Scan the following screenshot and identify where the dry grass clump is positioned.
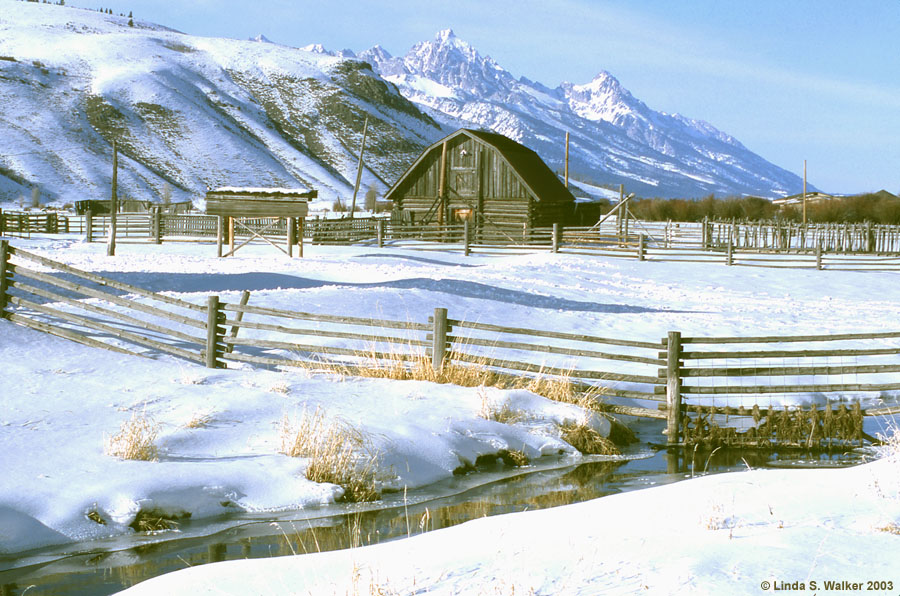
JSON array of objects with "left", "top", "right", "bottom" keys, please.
[
  {"left": 182, "top": 410, "right": 214, "bottom": 429},
  {"left": 105, "top": 411, "right": 160, "bottom": 461},
  {"left": 297, "top": 351, "right": 511, "bottom": 389},
  {"left": 877, "top": 522, "right": 900, "bottom": 535},
  {"left": 281, "top": 409, "right": 381, "bottom": 503},
  {"left": 478, "top": 387, "right": 524, "bottom": 423},
  {"left": 559, "top": 420, "right": 619, "bottom": 456}
]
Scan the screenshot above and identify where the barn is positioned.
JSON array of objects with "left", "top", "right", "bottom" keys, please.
[{"left": 385, "top": 129, "right": 575, "bottom": 231}]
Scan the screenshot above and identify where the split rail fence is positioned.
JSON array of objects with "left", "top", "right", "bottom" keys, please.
[{"left": 1, "top": 240, "right": 898, "bottom": 449}]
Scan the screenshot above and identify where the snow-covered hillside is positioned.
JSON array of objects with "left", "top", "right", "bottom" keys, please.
[
  {"left": 356, "top": 29, "right": 810, "bottom": 199},
  {"left": 0, "top": 0, "right": 440, "bottom": 207}
]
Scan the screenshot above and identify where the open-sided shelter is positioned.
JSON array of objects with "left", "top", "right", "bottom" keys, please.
[{"left": 385, "top": 129, "right": 575, "bottom": 230}]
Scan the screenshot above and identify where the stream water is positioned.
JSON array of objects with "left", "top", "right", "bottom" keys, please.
[{"left": 0, "top": 418, "right": 880, "bottom": 596}]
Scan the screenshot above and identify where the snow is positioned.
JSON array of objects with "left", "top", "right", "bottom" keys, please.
[
  {"left": 2, "top": 235, "right": 899, "bottom": 593},
  {"left": 118, "top": 454, "right": 900, "bottom": 595}
]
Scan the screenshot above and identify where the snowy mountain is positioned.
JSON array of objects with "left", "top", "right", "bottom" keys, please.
[
  {"left": 358, "top": 29, "right": 810, "bottom": 199},
  {"left": 0, "top": 0, "right": 440, "bottom": 207},
  {"left": 0, "top": 3, "right": 807, "bottom": 208}
]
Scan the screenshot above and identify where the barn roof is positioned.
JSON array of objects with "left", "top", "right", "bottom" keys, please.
[{"left": 386, "top": 129, "right": 574, "bottom": 203}]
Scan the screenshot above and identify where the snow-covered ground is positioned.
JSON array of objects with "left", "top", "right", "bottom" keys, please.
[
  {"left": 119, "top": 451, "right": 900, "bottom": 595},
  {"left": 1, "top": 235, "right": 899, "bottom": 594}
]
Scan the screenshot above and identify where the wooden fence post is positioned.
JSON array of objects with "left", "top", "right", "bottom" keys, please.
[
  {"left": 816, "top": 239, "right": 823, "bottom": 270},
  {"left": 638, "top": 234, "right": 646, "bottom": 261},
  {"left": 287, "top": 217, "right": 296, "bottom": 258},
  {"left": 726, "top": 237, "right": 733, "bottom": 266},
  {"left": 216, "top": 216, "right": 224, "bottom": 258},
  {"left": 665, "top": 331, "right": 682, "bottom": 446},
  {"left": 85, "top": 210, "right": 93, "bottom": 243},
  {"left": 152, "top": 208, "right": 162, "bottom": 245},
  {"left": 0, "top": 240, "right": 9, "bottom": 318},
  {"left": 298, "top": 218, "right": 304, "bottom": 258},
  {"left": 225, "top": 290, "right": 250, "bottom": 354},
  {"left": 0, "top": 208, "right": 4, "bottom": 236},
  {"left": 377, "top": 219, "right": 384, "bottom": 249},
  {"left": 205, "top": 295, "right": 224, "bottom": 369},
  {"left": 431, "top": 307, "right": 449, "bottom": 374},
  {"left": 552, "top": 223, "right": 560, "bottom": 254},
  {"left": 463, "top": 220, "right": 470, "bottom": 256}
]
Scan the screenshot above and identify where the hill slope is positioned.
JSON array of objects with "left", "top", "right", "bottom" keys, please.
[{"left": 0, "top": 0, "right": 440, "bottom": 207}]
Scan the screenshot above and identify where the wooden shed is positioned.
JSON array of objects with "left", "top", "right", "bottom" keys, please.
[
  {"left": 205, "top": 187, "right": 317, "bottom": 258},
  {"left": 385, "top": 129, "right": 575, "bottom": 230}
]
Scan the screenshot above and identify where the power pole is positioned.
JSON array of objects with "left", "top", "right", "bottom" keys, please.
[
  {"left": 349, "top": 115, "right": 369, "bottom": 219},
  {"left": 802, "top": 159, "right": 807, "bottom": 226},
  {"left": 107, "top": 139, "right": 118, "bottom": 257},
  {"left": 564, "top": 132, "right": 569, "bottom": 189}
]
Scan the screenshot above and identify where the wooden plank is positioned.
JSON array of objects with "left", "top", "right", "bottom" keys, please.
[
  {"left": 222, "top": 316, "right": 429, "bottom": 347},
  {"left": 597, "top": 403, "right": 668, "bottom": 420},
  {"left": 9, "top": 278, "right": 206, "bottom": 345},
  {"left": 7, "top": 312, "right": 143, "bottom": 357},
  {"left": 448, "top": 352, "right": 661, "bottom": 384},
  {"left": 674, "top": 363, "right": 900, "bottom": 378},
  {"left": 9, "top": 246, "right": 205, "bottom": 313},
  {"left": 9, "top": 264, "right": 206, "bottom": 330},
  {"left": 222, "top": 335, "right": 423, "bottom": 361},
  {"left": 448, "top": 319, "right": 663, "bottom": 350},
  {"left": 668, "top": 381, "right": 900, "bottom": 395},
  {"left": 680, "top": 330, "right": 900, "bottom": 344},
  {"left": 676, "top": 347, "right": 900, "bottom": 360},
  {"left": 8, "top": 296, "right": 204, "bottom": 363},
  {"left": 221, "top": 302, "right": 431, "bottom": 331},
  {"left": 447, "top": 335, "right": 665, "bottom": 365}
]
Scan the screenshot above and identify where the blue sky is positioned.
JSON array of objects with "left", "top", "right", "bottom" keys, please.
[{"left": 79, "top": 0, "right": 899, "bottom": 194}]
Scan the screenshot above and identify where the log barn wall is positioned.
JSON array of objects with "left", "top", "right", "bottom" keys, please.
[{"left": 386, "top": 129, "right": 575, "bottom": 230}]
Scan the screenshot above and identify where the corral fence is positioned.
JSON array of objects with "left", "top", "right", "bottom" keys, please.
[
  {"left": 1, "top": 240, "right": 898, "bottom": 450},
  {"left": 0, "top": 209, "right": 70, "bottom": 238},
  {"left": 8, "top": 210, "right": 900, "bottom": 271}
]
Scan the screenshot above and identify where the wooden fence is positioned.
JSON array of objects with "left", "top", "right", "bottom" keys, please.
[
  {"left": 9, "top": 211, "right": 900, "bottom": 270},
  {"left": 0, "top": 210, "right": 69, "bottom": 237},
  {"left": 1, "top": 240, "right": 898, "bottom": 449}
]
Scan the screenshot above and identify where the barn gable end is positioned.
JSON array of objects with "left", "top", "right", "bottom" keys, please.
[{"left": 385, "top": 129, "right": 574, "bottom": 229}]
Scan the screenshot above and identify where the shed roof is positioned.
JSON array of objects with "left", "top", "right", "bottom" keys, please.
[{"left": 387, "top": 129, "right": 574, "bottom": 203}]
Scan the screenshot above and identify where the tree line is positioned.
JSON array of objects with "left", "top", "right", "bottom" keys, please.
[{"left": 624, "top": 193, "right": 900, "bottom": 224}]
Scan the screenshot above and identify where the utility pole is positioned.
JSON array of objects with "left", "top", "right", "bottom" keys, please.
[
  {"left": 802, "top": 159, "right": 807, "bottom": 226},
  {"left": 349, "top": 115, "right": 369, "bottom": 219},
  {"left": 107, "top": 139, "right": 118, "bottom": 257},
  {"left": 564, "top": 132, "right": 569, "bottom": 188}
]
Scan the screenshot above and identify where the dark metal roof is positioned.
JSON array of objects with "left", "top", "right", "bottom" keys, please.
[{"left": 386, "top": 129, "right": 575, "bottom": 203}]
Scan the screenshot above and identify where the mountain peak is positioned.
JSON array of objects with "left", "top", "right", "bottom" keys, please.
[{"left": 436, "top": 28, "right": 456, "bottom": 42}]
